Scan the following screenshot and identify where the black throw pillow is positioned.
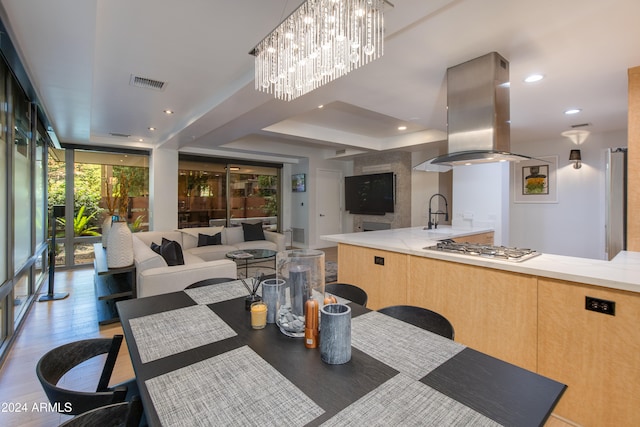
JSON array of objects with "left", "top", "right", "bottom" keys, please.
[
  {"left": 150, "top": 241, "right": 162, "bottom": 254},
  {"left": 197, "top": 232, "right": 222, "bottom": 247},
  {"left": 160, "top": 237, "right": 185, "bottom": 266},
  {"left": 242, "top": 222, "right": 265, "bottom": 242}
]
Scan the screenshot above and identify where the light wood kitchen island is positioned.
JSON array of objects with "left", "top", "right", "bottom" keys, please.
[{"left": 322, "top": 227, "right": 640, "bottom": 427}]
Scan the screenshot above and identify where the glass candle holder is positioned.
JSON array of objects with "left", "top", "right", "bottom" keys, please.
[
  {"left": 275, "top": 249, "right": 325, "bottom": 337},
  {"left": 250, "top": 301, "right": 267, "bottom": 329}
]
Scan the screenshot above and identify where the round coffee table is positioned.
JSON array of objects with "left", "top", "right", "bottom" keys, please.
[{"left": 226, "top": 249, "right": 277, "bottom": 278}]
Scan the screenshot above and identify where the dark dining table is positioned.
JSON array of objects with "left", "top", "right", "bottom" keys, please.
[{"left": 116, "top": 280, "right": 565, "bottom": 427}]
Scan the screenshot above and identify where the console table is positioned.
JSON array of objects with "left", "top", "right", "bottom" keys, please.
[{"left": 93, "top": 243, "right": 136, "bottom": 325}]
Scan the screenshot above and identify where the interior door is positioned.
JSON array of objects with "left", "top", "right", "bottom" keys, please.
[{"left": 316, "top": 169, "right": 343, "bottom": 242}]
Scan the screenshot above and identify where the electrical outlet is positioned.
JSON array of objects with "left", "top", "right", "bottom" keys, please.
[
  {"left": 585, "top": 296, "right": 616, "bottom": 316},
  {"left": 374, "top": 256, "right": 385, "bottom": 266}
]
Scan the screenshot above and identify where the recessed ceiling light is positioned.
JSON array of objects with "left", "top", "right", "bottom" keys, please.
[
  {"left": 564, "top": 108, "right": 582, "bottom": 115},
  {"left": 148, "top": 127, "right": 156, "bottom": 131},
  {"left": 318, "top": 105, "right": 324, "bottom": 109},
  {"left": 524, "top": 74, "right": 544, "bottom": 83},
  {"left": 164, "top": 109, "right": 174, "bottom": 114},
  {"left": 138, "top": 138, "right": 143, "bottom": 142},
  {"left": 397, "top": 126, "right": 407, "bottom": 131}
]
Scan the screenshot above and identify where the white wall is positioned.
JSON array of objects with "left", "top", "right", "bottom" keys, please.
[
  {"left": 306, "top": 154, "right": 353, "bottom": 249},
  {"left": 510, "top": 129, "right": 627, "bottom": 259},
  {"left": 452, "top": 162, "right": 510, "bottom": 245},
  {"left": 149, "top": 148, "right": 179, "bottom": 231},
  {"left": 289, "top": 159, "right": 309, "bottom": 247},
  {"left": 411, "top": 151, "right": 443, "bottom": 227}
]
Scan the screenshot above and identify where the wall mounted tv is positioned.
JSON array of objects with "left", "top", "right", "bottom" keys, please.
[{"left": 345, "top": 172, "right": 395, "bottom": 215}]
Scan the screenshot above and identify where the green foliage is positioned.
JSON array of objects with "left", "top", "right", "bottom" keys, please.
[
  {"left": 57, "top": 206, "right": 100, "bottom": 237},
  {"left": 128, "top": 215, "right": 146, "bottom": 233},
  {"left": 263, "top": 196, "right": 278, "bottom": 216},
  {"left": 114, "top": 165, "right": 148, "bottom": 197},
  {"left": 47, "top": 158, "right": 102, "bottom": 222},
  {"left": 257, "top": 175, "right": 277, "bottom": 196}
]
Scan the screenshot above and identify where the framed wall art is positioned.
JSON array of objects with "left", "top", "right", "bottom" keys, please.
[
  {"left": 513, "top": 156, "right": 558, "bottom": 203},
  {"left": 292, "top": 173, "right": 306, "bottom": 192}
]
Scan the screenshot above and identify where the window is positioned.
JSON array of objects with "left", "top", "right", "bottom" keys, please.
[
  {"left": 12, "top": 272, "right": 29, "bottom": 326},
  {"left": 178, "top": 156, "right": 281, "bottom": 230},
  {"left": 13, "top": 88, "right": 31, "bottom": 271},
  {"left": 47, "top": 148, "right": 66, "bottom": 266},
  {"left": 47, "top": 147, "right": 149, "bottom": 266},
  {"left": 0, "top": 63, "right": 6, "bottom": 284},
  {"left": 35, "top": 123, "right": 47, "bottom": 248}
]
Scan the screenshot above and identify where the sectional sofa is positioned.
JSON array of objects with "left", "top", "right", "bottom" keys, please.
[{"left": 132, "top": 225, "right": 286, "bottom": 298}]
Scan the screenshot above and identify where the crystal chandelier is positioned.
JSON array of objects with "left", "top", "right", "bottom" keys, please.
[{"left": 253, "top": 0, "right": 385, "bottom": 101}]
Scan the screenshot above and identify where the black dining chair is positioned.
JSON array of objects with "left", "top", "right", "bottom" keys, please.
[
  {"left": 377, "top": 305, "right": 455, "bottom": 340},
  {"left": 36, "top": 335, "right": 138, "bottom": 416},
  {"left": 325, "top": 283, "right": 368, "bottom": 307},
  {"left": 185, "top": 277, "right": 236, "bottom": 289},
  {"left": 58, "top": 396, "right": 143, "bottom": 427}
]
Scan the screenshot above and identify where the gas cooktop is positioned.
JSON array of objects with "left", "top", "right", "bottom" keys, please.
[{"left": 424, "top": 241, "right": 541, "bottom": 263}]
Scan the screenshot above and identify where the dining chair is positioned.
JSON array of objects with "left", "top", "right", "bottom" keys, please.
[
  {"left": 58, "top": 396, "right": 143, "bottom": 427},
  {"left": 36, "top": 335, "right": 138, "bottom": 416},
  {"left": 325, "top": 283, "right": 368, "bottom": 307},
  {"left": 185, "top": 277, "right": 236, "bottom": 289},
  {"left": 377, "top": 305, "right": 455, "bottom": 339}
]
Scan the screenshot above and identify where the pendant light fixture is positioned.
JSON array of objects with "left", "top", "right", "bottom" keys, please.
[{"left": 252, "top": 0, "right": 386, "bottom": 101}]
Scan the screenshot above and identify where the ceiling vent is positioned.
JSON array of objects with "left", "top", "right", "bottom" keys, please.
[
  {"left": 109, "top": 132, "right": 131, "bottom": 138},
  {"left": 129, "top": 75, "right": 167, "bottom": 91},
  {"left": 571, "top": 123, "right": 591, "bottom": 128}
]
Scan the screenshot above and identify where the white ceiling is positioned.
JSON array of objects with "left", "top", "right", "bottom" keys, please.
[{"left": 1, "top": 0, "right": 639, "bottom": 163}]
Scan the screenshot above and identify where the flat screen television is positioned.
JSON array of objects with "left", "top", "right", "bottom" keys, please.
[{"left": 345, "top": 172, "right": 395, "bottom": 215}]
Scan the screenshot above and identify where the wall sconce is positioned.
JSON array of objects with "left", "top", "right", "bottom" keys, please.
[{"left": 569, "top": 149, "right": 582, "bottom": 169}]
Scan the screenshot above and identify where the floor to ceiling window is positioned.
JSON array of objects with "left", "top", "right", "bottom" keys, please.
[
  {"left": 12, "top": 86, "right": 31, "bottom": 274},
  {"left": 178, "top": 155, "right": 281, "bottom": 231},
  {"left": 0, "top": 59, "right": 7, "bottom": 350},
  {"left": 0, "top": 49, "right": 51, "bottom": 361},
  {"left": 47, "top": 147, "right": 149, "bottom": 267}
]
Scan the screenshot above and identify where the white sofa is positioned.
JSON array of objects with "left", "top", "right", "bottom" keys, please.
[
  {"left": 132, "top": 226, "right": 286, "bottom": 298},
  {"left": 179, "top": 226, "right": 286, "bottom": 261}
]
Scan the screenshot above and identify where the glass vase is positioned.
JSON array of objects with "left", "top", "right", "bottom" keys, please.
[{"left": 275, "top": 249, "right": 325, "bottom": 337}]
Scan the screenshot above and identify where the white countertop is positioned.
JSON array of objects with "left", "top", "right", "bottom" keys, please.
[{"left": 322, "top": 227, "right": 640, "bottom": 294}]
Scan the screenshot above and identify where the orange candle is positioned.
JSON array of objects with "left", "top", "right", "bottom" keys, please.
[{"left": 250, "top": 302, "right": 267, "bottom": 329}]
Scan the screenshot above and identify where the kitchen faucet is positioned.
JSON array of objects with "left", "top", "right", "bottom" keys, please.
[{"left": 427, "top": 193, "right": 449, "bottom": 229}]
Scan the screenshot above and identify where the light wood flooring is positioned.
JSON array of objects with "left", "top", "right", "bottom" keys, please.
[
  {"left": 0, "top": 267, "right": 135, "bottom": 427},
  {"left": 0, "top": 245, "right": 574, "bottom": 427}
]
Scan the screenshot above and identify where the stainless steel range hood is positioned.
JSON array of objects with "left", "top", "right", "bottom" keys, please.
[{"left": 414, "top": 52, "right": 537, "bottom": 172}]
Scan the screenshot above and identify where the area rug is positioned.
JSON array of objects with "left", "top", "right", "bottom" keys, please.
[{"left": 325, "top": 261, "right": 338, "bottom": 283}]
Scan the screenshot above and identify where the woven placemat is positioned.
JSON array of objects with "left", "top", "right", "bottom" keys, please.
[
  {"left": 351, "top": 311, "right": 465, "bottom": 379},
  {"left": 129, "top": 304, "right": 237, "bottom": 363},
  {"left": 184, "top": 279, "right": 255, "bottom": 305},
  {"left": 146, "top": 345, "right": 324, "bottom": 427},
  {"left": 321, "top": 373, "right": 501, "bottom": 426}
]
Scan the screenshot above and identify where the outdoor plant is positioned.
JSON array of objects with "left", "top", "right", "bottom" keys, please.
[
  {"left": 128, "top": 215, "right": 146, "bottom": 233},
  {"left": 56, "top": 206, "right": 100, "bottom": 237}
]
